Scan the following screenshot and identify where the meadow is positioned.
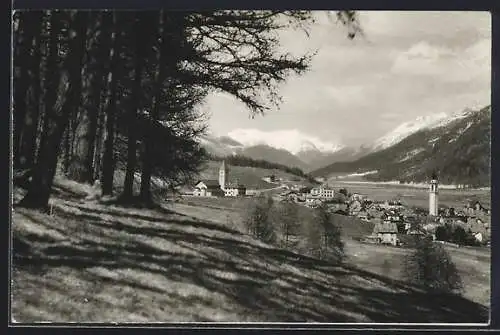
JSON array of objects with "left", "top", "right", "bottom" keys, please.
[
  {"left": 11, "top": 177, "right": 490, "bottom": 322},
  {"left": 172, "top": 195, "right": 491, "bottom": 308}
]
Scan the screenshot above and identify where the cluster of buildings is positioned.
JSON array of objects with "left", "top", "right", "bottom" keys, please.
[
  {"left": 192, "top": 161, "right": 247, "bottom": 197},
  {"left": 185, "top": 164, "right": 491, "bottom": 248},
  {"left": 279, "top": 173, "right": 491, "bottom": 247},
  {"left": 363, "top": 174, "right": 491, "bottom": 247}
]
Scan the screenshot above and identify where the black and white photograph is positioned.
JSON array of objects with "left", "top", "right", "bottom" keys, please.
[{"left": 11, "top": 9, "right": 491, "bottom": 324}]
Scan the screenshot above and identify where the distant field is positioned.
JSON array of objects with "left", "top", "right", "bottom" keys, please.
[{"left": 326, "top": 181, "right": 491, "bottom": 209}]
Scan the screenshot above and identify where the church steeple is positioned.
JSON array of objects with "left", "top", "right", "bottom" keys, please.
[
  {"left": 429, "top": 171, "right": 439, "bottom": 216},
  {"left": 219, "top": 160, "right": 228, "bottom": 190}
]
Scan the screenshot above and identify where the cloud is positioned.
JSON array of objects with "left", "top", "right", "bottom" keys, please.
[
  {"left": 207, "top": 11, "right": 491, "bottom": 147},
  {"left": 391, "top": 38, "right": 490, "bottom": 84}
]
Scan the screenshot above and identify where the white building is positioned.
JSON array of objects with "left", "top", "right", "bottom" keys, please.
[
  {"left": 224, "top": 183, "right": 246, "bottom": 197},
  {"left": 194, "top": 161, "right": 246, "bottom": 197},
  {"left": 429, "top": 173, "right": 439, "bottom": 216},
  {"left": 193, "top": 180, "right": 224, "bottom": 197},
  {"left": 219, "top": 160, "right": 228, "bottom": 190},
  {"left": 310, "top": 186, "right": 335, "bottom": 199}
]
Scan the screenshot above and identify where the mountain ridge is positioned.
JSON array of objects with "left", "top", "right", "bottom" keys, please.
[{"left": 310, "top": 105, "right": 491, "bottom": 187}]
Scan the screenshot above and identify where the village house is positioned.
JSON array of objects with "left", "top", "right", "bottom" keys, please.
[
  {"left": 349, "top": 199, "right": 362, "bottom": 216},
  {"left": 474, "top": 232, "right": 484, "bottom": 243},
  {"left": 193, "top": 180, "right": 224, "bottom": 197},
  {"left": 263, "top": 174, "right": 277, "bottom": 183},
  {"left": 177, "top": 185, "right": 194, "bottom": 196},
  {"left": 351, "top": 193, "right": 364, "bottom": 201},
  {"left": 372, "top": 220, "right": 399, "bottom": 246},
  {"left": 305, "top": 196, "right": 323, "bottom": 208},
  {"left": 224, "top": 183, "right": 247, "bottom": 197},
  {"left": 280, "top": 190, "right": 301, "bottom": 202}
]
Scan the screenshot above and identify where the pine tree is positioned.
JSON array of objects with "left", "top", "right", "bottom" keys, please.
[
  {"left": 244, "top": 195, "right": 277, "bottom": 244},
  {"left": 277, "top": 199, "right": 299, "bottom": 249},
  {"left": 402, "top": 236, "right": 463, "bottom": 293},
  {"left": 314, "top": 204, "right": 345, "bottom": 263}
]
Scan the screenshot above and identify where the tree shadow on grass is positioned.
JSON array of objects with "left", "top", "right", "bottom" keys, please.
[{"left": 11, "top": 204, "right": 489, "bottom": 323}]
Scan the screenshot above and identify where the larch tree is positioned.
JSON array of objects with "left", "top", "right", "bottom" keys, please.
[
  {"left": 67, "top": 11, "right": 113, "bottom": 183},
  {"left": 19, "top": 11, "right": 89, "bottom": 209}
]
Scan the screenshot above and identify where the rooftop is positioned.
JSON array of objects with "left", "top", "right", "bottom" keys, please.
[{"left": 373, "top": 221, "right": 398, "bottom": 234}]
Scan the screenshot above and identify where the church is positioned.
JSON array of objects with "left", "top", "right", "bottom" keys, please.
[{"left": 193, "top": 160, "right": 246, "bottom": 197}]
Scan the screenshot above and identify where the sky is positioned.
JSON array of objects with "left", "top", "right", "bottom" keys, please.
[{"left": 202, "top": 11, "right": 491, "bottom": 147}]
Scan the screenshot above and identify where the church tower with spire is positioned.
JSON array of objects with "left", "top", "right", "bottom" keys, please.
[
  {"left": 429, "top": 171, "right": 439, "bottom": 216},
  {"left": 219, "top": 160, "right": 229, "bottom": 190}
]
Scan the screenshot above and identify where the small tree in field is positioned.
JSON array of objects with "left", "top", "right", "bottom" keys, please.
[
  {"left": 302, "top": 217, "right": 324, "bottom": 259},
  {"left": 402, "top": 236, "right": 463, "bottom": 294},
  {"left": 244, "top": 195, "right": 276, "bottom": 244},
  {"left": 315, "top": 204, "right": 345, "bottom": 263},
  {"left": 277, "top": 199, "right": 300, "bottom": 249},
  {"left": 302, "top": 204, "right": 345, "bottom": 262}
]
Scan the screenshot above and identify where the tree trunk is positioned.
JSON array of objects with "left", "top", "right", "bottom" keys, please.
[
  {"left": 63, "top": 125, "right": 71, "bottom": 173},
  {"left": 101, "top": 13, "right": 120, "bottom": 196},
  {"left": 68, "top": 12, "right": 112, "bottom": 184},
  {"left": 20, "top": 12, "right": 89, "bottom": 209},
  {"left": 13, "top": 12, "right": 38, "bottom": 169},
  {"left": 140, "top": 12, "right": 166, "bottom": 204},
  {"left": 18, "top": 12, "right": 43, "bottom": 169},
  {"left": 122, "top": 14, "right": 147, "bottom": 201},
  {"left": 93, "top": 85, "right": 107, "bottom": 182}
]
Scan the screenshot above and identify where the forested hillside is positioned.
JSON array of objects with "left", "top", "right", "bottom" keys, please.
[{"left": 311, "top": 106, "right": 491, "bottom": 187}]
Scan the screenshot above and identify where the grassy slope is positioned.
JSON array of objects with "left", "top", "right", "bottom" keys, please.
[
  {"left": 11, "top": 179, "right": 489, "bottom": 323},
  {"left": 169, "top": 196, "right": 491, "bottom": 308}
]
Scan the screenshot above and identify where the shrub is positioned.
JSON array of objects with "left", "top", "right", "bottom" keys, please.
[
  {"left": 244, "top": 194, "right": 277, "bottom": 244},
  {"left": 435, "top": 225, "right": 452, "bottom": 241},
  {"left": 402, "top": 236, "right": 463, "bottom": 293},
  {"left": 451, "top": 226, "right": 467, "bottom": 245}
]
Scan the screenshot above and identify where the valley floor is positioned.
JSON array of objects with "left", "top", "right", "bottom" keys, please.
[{"left": 11, "top": 180, "right": 490, "bottom": 323}]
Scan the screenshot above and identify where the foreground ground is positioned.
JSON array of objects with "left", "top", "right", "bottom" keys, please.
[{"left": 11, "top": 180, "right": 489, "bottom": 323}]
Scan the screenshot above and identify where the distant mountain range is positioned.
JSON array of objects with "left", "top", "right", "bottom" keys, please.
[
  {"left": 198, "top": 129, "right": 359, "bottom": 172},
  {"left": 310, "top": 105, "right": 491, "bottom": 187},
  {"left": 197, "top": 105, "right": 491, "bottom": 187}
]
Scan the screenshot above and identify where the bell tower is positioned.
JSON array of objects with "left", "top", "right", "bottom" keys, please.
[
  {"left": 429, "top": 172, "right": 439, "bottom": 216},
  {"left": 219, "top": 160, "right": 228, "bottom": 190}
]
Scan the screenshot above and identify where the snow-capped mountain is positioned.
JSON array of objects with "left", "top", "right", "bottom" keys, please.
[
  {"left": 227, "top": 128, "right": 345, "bottom": 155},
  {"left": 197, "top": 134, "right": 244, "bottom": 157},
  {"left": 311, "top": 105, "right": 491, "bottom": 187},
  {"left": 196, "top": 129, "right": 346, "bottom": 170},
  {"left": 368, "top": 108, "right": 479, "bottom": 152},
  {"left": 369, "top": 112, "right": 448, "bottom": 151}
]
